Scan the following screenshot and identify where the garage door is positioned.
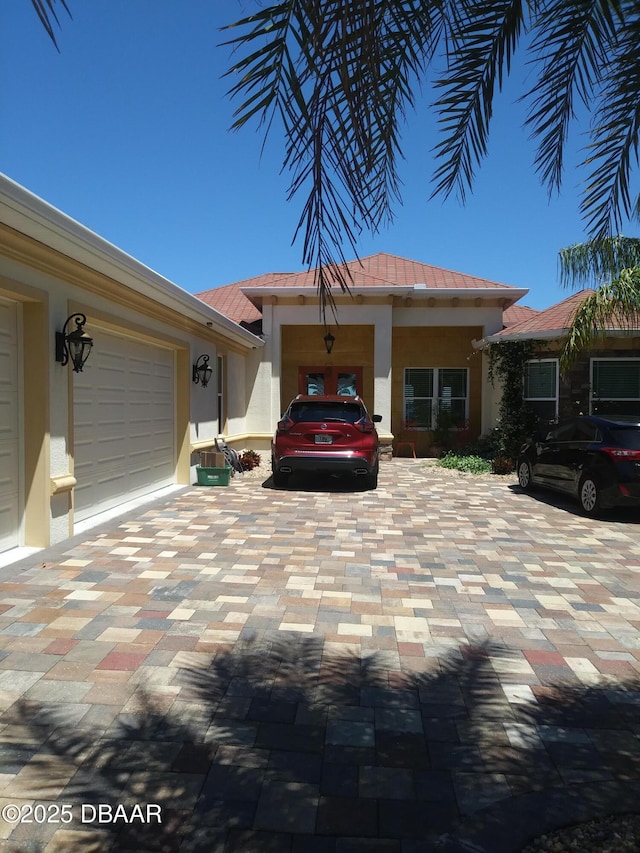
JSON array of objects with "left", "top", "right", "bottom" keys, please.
[
  {"left": 73, "top": 329, "right": 175, "bottom": 523},
  {"left": 0, "top": 298, "right": 19, "bottom": 553}
]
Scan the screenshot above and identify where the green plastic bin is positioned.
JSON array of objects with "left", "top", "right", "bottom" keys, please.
[{"left": 196, "top": 465, "right": 232, "bottom": 486}]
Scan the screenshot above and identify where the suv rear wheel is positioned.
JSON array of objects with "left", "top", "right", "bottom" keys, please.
[
  {"left": 365, "top": 459, "right": 379, "bottom": 490},
  {"left": 272, "top": 456, "right": 289, "bottom": 488}
]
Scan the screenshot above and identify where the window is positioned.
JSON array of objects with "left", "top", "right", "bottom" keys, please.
[
  {"left": 403, "top": 368, "right": 468, "bottom": 429},
  {"left": 546, "top": 419, "right": 600, "bottom": 443},
  {"left": 574, "top": 420, "right": 600, "bottom": 442},
  {"left": 524, "top": 359, "right": 558, "bottom": 422},
  {"left": 305, "top": 372, "right": 325, "bottom": 395},
  {"left": 609, "top": 426, "right": 640, "bottom": 449},
  {"left": 551, "top": 421, "right": 577, "bottom": 442},
  {"left": 592, "top": 359, "right": 640, "bottom": 415},
  {"left": 290, "top": 400, "right": 364, "bottom": 424}
]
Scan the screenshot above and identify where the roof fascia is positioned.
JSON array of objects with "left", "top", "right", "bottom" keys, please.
[
  {"left": 0, "top": 174, "right": 263, "bottom": 350},
  {"left": 242, "top": 284, "right": 529, "bottom": 303},
  {"left": 474, "top": 327, "right": 640, "bottom": 349},
  {"left": 478, "top": 329, "right": 566, "bottom": 346}
]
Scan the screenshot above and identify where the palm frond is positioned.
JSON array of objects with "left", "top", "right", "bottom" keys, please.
[
  {"left": 559, "top": 235, "right": 640, "bottom": 287},
  {"left": 431, "top": 0, "right": 526, "bottom": 203},
  {"left": 561, "top": 266, "right": 640, "bottom": 368},
  {"left": 524, "top": 0, "right": 617, "bottom": 195},
  {"left": 580, "top": 7, "right": 640, "bottom": 238},
  {"left": 223, "top": 0, "right": 439, "bottom": 318},
  {"left": 30, "top": 0, "right": 71, "bottom": 50},
  {"left": 223, "top": 1, "right": 640, "bottom": 290}
]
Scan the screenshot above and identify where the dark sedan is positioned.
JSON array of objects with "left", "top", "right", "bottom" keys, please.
[{"left": 517, "top": 415, "right": 640, "bottom": 516}]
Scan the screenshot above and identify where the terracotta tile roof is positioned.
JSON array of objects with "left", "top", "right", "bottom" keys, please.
[
  {"left": 494, "top": 290, "right": 596, "bottom": 337},
  {"left": 196, "top": 273, "right": 292, "bottom": 324},
  {"left": 197, "top": 252, "right": 522, "bottom": 324},
  {"left": 254, "top": 252, "right": 516, "bottom": 290},
  {"left": 502, "top": 304, "right": 539, "bottom": 327},
  {"left": 342, "top": 252, "right": 516, "bottom": 289}
]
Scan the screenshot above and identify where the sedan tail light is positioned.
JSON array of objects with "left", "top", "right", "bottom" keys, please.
[{"left": 601, "top": 447, "right": 640, "bottom": 461}]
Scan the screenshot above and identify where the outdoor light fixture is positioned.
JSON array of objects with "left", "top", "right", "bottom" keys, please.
[
  {"left": 55, "top": 312, "right": 93, "bottom": 372},
  {"left": 192, "top": 354, "right": 213, "bottom": 387},
  {"left": 324, "top": 331, "right": 335, "bottom": 355}
]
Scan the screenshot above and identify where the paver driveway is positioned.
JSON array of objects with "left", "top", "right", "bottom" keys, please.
[{"left": 1, "top": 459, "right": 639, "bottom": 852}]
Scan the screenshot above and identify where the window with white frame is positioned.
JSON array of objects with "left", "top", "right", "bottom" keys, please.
[
  {"left": 591, "top": 358, "right": 640, "bottom": 415},
  {"left": 403, "top": 368, "right": 468, "bottom": 429},
  {"left": 524, "top": 359, "right": 558, "bottom": 422}
]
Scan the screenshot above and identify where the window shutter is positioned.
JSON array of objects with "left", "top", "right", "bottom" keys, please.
[
  {"left": 525, "top": 362, "right": 556, "bottom": 398},
  {"left": 405, "top": 369, "right": 433, "bottom": 398},
  {"left": 438, "top": 369, "right": 467, "bottom": 398},
  {"left": 593, "top": 361, "right": 640, "bottom": 399}
]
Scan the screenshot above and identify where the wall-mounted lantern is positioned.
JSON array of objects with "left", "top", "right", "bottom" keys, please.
[
  {"left": 55, "top": 313, "right": 93, "bottom": 372},
  {"left": 324, "top": 331, "right": 335, "bottom": 355},
  {"left": 192, "top": 354, "right": 213, "bottom": 387}
]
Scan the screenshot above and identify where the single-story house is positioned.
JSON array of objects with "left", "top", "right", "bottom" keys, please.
[
  {"left": 479, "top": 290, "right": 640, "bottom": 424},
  {"left": 3, "top": 174, "right": 637, "bottom": 564},
  {"left": 196, "top": 254, "right": 529, "bottom": 457}
]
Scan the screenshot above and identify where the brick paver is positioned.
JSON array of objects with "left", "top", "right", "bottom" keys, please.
[{"left": 1, "top": 460, "right": 639, "bottom": 851}]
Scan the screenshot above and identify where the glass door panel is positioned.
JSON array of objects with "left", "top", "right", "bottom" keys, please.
[
  {"left": 299, "top": 366, "right": 362, "bottom": 396},
  {"left": 305, "top": 373, "right": 325, "bottom": 395},
  {"left": 337, "top": 372, "right": 357, "bottom": 396}
]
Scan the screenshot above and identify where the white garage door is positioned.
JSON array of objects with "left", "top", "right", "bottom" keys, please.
[
  {"left": 0, "top": 298, "right": 19, "bottom": 553},
  {"left": 73, "top": 329, "right": 175, "bottom": 523}
]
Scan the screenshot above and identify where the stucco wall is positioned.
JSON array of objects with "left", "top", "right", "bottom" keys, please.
[
  {"left": 392, "top": 326, "right": 483, "bottom": 455},
  {"left": 281, "top": 324, "right": 375, "bottom": 410}
]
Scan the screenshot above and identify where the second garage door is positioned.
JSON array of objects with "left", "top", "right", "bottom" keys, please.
[
  {"left": 0, "top": 297, "right": 19, "bottom": 553},
  {"left": 73, "top": 329, "right": 175, "bottom": 523}
]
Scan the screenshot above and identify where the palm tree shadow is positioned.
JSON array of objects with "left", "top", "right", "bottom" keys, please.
[{"left": 3, "top": 638, "right": 640, "bottom": 851}]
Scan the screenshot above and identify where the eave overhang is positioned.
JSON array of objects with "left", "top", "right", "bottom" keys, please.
[
  {"left": 474, "top": 327, "right": 639, "bottom": 349},
  {"left": 0, "top": 174, "right": 263, "bottom": 351},
  {"left": 241, "top": 284, "right": 529, "bottom": 309}
]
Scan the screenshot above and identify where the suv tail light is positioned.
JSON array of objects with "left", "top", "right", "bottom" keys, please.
[
  {"left": 354, "top": 417, "right": 374, "bottom": 434},
  {"left": 277, "top": 415, "right": 294, "bottom": 432},
  {"left": 602, "top": 447, "right": 640, "bottom": 461}
]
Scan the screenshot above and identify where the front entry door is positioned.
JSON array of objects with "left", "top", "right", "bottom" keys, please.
[{"left": 299, "top": 366, "right": 362, "bottom": 397}]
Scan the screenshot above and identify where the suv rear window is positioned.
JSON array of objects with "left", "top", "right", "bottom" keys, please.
[
  {"left": 609, "top": 427, "right": 640, "bottom": 450},
  {"left": 290, "top": 402, "right": 364, "bottom": 424}
]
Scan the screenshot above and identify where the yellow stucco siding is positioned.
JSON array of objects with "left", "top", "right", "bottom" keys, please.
[
  {"left": 392, "top": 326, "right": 483, "bottom": 454},
  {"left": 280, "top": 325, "right": 375, "bottom": 409}
]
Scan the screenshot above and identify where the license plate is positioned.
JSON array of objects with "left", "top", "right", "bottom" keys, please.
[{"left": 314, "top": 434, "right": 333, "bottom": 444}]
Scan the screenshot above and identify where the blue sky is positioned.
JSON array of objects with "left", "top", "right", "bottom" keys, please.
[{"left": 2, "top": 1, "right": 630, "bottom": 309}]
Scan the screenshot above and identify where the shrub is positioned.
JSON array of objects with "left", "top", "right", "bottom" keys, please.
[
  {"left": 239, "top": 449, "right": 261, "bottom": 471},
  {"left": 453, "top": 430, "right": 504, "bottom": 460},
  {"left": 487, "top": 340, "right": 540, "bottom": 461},
  {"left": 492, "top": 455, "right": 515, "bottom": 475},
  {"left": 437, "top": 453, "right": 492, "bottom": 474}
]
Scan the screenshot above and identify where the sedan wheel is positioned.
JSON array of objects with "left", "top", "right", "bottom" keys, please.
[
  {"left": 517, "top": 460, "right": 533, "bottom": 491},
  {"left": 579, "top": 474, "right": 601, "bottom": 516}
]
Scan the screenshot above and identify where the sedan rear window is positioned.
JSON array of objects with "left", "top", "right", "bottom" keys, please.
[
  {"left": 609, "top": 427, "right": 640, "bottom": 450},
  {"left": 290, "top": 403, "right": 364, "bottom": 424}
]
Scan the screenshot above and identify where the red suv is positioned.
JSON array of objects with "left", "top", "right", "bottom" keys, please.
[{"left": 272, "top": 395, "right": 382, "bottom": 489}]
